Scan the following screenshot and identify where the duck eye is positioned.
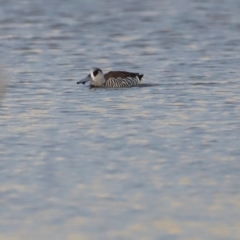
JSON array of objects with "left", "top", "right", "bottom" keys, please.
[{"left": 93, "top": 70, "right": 98, "bottom": 77}]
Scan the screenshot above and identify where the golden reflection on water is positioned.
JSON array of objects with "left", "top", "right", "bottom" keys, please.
[
  {"left": 1, "top": 219, "right": 239, "bottom": 240},
  {"left": 0, "top": 175, "right": 239, "bottom": 240}
]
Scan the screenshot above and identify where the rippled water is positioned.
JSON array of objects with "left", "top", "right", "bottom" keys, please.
[{"left": 1, "top": 0, "right": 240, "bottom": 239}]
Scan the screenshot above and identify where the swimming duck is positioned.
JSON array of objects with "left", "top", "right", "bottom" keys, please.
[{"left": 77, "top": 67, "right": 144, "bottom": 88}]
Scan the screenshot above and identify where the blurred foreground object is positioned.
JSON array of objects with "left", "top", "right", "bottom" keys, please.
[{"left": 0, "top": 66, "right": 6, "bottom": 101}]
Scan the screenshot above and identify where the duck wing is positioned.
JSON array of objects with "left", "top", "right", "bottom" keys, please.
[{"left": 104, "top": 71, "right": 144, "bottom": 81}]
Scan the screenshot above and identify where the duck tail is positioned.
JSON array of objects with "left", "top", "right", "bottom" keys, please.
[{"left": 138, "top": 74, "right": 144, "bottom": 81}]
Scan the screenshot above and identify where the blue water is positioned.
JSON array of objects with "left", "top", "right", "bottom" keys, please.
[{"left": 0, "top": 0, "right": 240, "bottom": 239}]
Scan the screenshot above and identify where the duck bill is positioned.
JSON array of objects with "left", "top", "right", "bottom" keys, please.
[{"left": 77, "top": 76, "right": 90, "bottom": 85}]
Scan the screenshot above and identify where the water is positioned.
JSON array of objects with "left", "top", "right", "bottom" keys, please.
[{"left": 1, "top": 0, "right": 240, "bottom": 239}]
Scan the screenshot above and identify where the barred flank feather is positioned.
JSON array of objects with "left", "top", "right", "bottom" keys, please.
[
  {"left": 102, "top": 72, "right": 143, "bottom": 88},
  {"left": 104, "top": 77, "right": 140, "bottom": 88}
]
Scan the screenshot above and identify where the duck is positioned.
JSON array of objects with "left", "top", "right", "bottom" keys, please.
[{"left": 77, "top": 67, "right": 144, "bottom": 88}]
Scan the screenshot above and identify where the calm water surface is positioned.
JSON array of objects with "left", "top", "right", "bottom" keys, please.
[{"left": 0, "top": 0, "right": 240, "bottom": 239}]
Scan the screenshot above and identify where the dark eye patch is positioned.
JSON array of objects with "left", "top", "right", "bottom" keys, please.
[{"left": 93, "top": 70, "right": 98, "bottom": 77}]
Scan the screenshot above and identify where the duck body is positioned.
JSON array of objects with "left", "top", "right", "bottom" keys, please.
[{"left": 77, "top": 68, "right": 144, "bottom": 88}]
